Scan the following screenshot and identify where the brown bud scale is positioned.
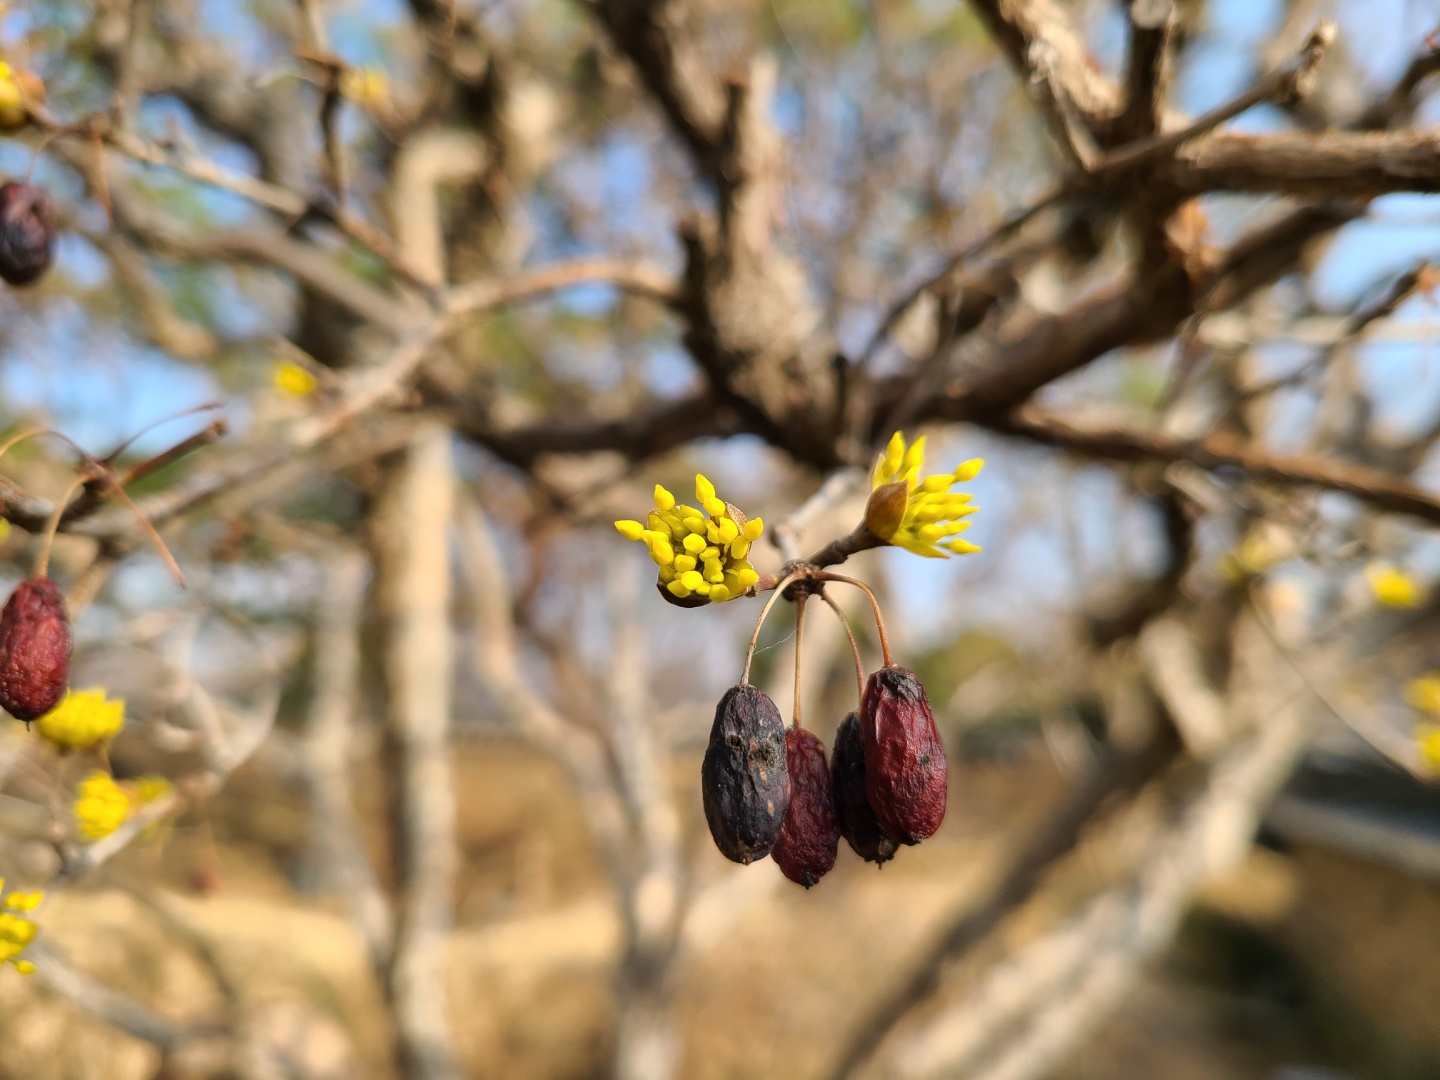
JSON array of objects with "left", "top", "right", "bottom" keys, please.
[
  {"left": 0, "top": 578, "right": 71, "bottom": 721},
  {"left": 0, "top": 182, "right": 55, "bottom": 286},
  {"left": 830, "top": 711, "right": 898, "bottom": 865},
  {"left": 701, "top": 685, "right": 790, "bottom": 864},
  {"left": 771, "top": 726, "right": 840, "bottom": 887},
  {"left": 860, "top": 666, "right": 947, "bottom": 844}
]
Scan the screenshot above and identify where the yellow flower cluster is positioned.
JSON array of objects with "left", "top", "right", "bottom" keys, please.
[
  {"left": 1366, "top": 563, "right": 1424, "bottom": 609},
  {"left": 72, "top": 770, "right": 173, "bottom": 843},
  {"left": 0, "top": 883, "right": 42, "bottom": 974},
  {"left": 616, "top": 476, "right": 763, "bottom": 604},
  {"left": 74, "top": 771, "right": 129, "bottom": 841},
  {"left": 272, "top": 360, "right": 319, "bottom": 398},
  {"left": 1408, "top": 674, "right": 1440, "bottom": 771},
  {"left": 0, "top": 62, "right": 40, "bottom": 130},
  {"left": 36, "top": 689, "right": 125, "bottom": 751},
  {"left": 865, "top": 432, "right": 982, "bottom": 558},
  {"left": 339, "top": 67, "right": 391, "bottom": 111}
]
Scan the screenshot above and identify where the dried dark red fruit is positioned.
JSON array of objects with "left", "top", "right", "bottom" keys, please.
[
  {"left": 0, "top": 181, "right": 55, "bottom": 286},
  {"left": 830, "top": 711, "right": 897, "bottom": 865},
  {"left": 701, "top": 684, "right": 789, "bottom": 864},
  {"left": 859, "top": 666, "right": 947, "bottom": 844},
  {"left": 771, "top": 726, "right": 840, "bottom": 887},
  {"left": 0, "top": 577, "right": 71, "bottom": 721}
]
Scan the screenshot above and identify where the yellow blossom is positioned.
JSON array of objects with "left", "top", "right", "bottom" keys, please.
[
  {"left": 615, "top": 476, "right": 763, "bottom": 604},
  {"left": 339, "top": 67, "right": 390, "bottom": 111},
  {"left": 36, "top": 688, "right": 125, "bottom": 751},
  {"left": 1418, "top": 724, "right": 1440, "bottom": 772},
  {"left": 0, "top": 909, "right": 39, "bottom": 973},
  {"left": 272, "top": 360, "right": 319, "bottom": 398},
  {"left": 73, "top": 770, "right": 129, "bottom": 841},
  {"left": 1407, "top": 675, "right": 1440, "bottom": 716},
  {"left": 132, "top": 774, "right": 174, "bottom": 843},
  {"left": 864, "top": 431, "right": 983, "bottom": 559},
  {"left": 1366, "top": 562, "right": 1423, "bottom": 609},
  {"left": 0, "top": 62, "right": 40, "bottom": 131}
]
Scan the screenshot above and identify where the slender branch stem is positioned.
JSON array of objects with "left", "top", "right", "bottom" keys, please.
[
  {"left": 793, "top": 594, "right": 808, "bottom": 730},
  {"left": 741, "top": 571, "right": 802, "bottom": 686},
  {"left": 816, "top": 572, "right": 892, "bottom": 667},
  {"left": 34, "top": 473, "right": 91, "bottom": 579},
  {"left": 820, "top": 589, "right": 866, "bottom": 705}
]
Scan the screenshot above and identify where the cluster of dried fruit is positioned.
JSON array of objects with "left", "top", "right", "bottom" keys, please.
[{"left": 701, "top": 577, "right": 946, "bottom": 887}]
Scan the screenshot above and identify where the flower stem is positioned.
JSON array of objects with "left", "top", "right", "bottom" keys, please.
[
  {"left": 819, "top": 588, "right": 865, "bottom": 705},
  {"left": 792, "top": 593, "right": 808, "bottom": 730},
  {"left": 816, "top": 572, "right": 892, "bottom": 667},
  {"left": 741, "top": 571, "right": 802, "bottom": 687},
  {"left": 34, "top": 472, "right": 91, "bottom": 579}
]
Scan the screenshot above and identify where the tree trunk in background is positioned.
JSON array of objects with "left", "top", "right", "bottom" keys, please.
[{"left": 370, "top": 422, "right": 460, "bottom": 1080}]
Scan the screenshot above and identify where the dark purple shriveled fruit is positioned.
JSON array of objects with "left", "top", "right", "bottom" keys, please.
[
  {"left": 830, "top": 711, "right": 898, "bottom": 865},
  {"left": 0, "top": 577, "right": 71, "bottom": 721},
  {"left": 771, "top": 726, "right": 841, "bottom": 887},
  {"left": 859, "top": 666, "right": 947, "bottom": 845},
  {"left": 701, "top": 684, "right": 790, "bottom": 864},
  {"left": 0, "top": 181, "right": 55, "bottom": 286}
]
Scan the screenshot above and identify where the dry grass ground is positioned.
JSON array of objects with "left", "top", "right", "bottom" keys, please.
[{"left": 0, "top": 743, "right": 1435, "bottom": 1079}]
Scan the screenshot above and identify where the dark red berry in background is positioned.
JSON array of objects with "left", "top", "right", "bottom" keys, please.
[
  {"left": 860, "top": 666, "right": 947, "bottom": 845},
  {"left": 0, "top": 181, "right": 56, "bottom": 286},
  {"left": 830, "top": 711, "right": 897, "bottom": 865},
  {"left": 0, "top": 577, "right": 71, "bottom": 721},
  {"left": 701, "top": 684, "right": 790, "bottom": 864},
  {"left": 771, "top": 726, "right": 840, "bottom": 887}
]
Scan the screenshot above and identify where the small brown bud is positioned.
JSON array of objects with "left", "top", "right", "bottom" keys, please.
[
  {"left": 860, "top": 666, "right": 947, "bottom": 844},
  {"left": 830, "top": 711, "right": 898, "bottom": 865},
  {"left": 771, "top": 726, "right": 840, "bottom": 887},
  {"left": 0, "top": 182, "right": 55, "bottom": 286},
  {"left": 863, "top": 480, "right": 909, "bottom": 541},
  {"left": 701, "top": 685, "right": 790, "bottom": 864},
  {"left": 0, "top": 578, "right": 71, "bottom": 721}
]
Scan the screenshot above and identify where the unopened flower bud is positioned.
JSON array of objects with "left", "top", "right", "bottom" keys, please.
[
  {"left": 830, "top": 711, "right": 898, "bottom": 865},
  {"left": 0, "top": 182, "right": 56, "bottom": 286},
  {"left": 0, "top": 578, "right": 71, "bottom": 721},
  {"left": 863, "top": 479, "right": 909, "bottom": 542},
  {"left": 771, "top": 726, "right": 840, "bottom": 887},
  {"left": 701, "top": 685, "right": 790, "bottom": 864},
  {"left": 859, "top": 666, "right": 947, "bottom": 844}
]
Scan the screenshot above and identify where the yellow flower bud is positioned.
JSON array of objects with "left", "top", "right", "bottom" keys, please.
[
  {"left": 654, "top": 485, "right": 676, "bottom": 511},
  {"left": 743, "top": 518, "right": 764, "bottom": 541},
  {"left": 682, "top": 533, "right": 706, "bottom": 555}
]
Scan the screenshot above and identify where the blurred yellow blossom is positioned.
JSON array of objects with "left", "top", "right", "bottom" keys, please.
[
  {"left": 73, "top": 770, "right": 129, "bottom": 841},
  {"left": 0, "top": 890, "right": 40, "bottom": 973},
  {"left": 1417, "top": 724, "right": 1440, "bottom": 772},
  {"left": 1219, "top": 524, "right": 1295, "bottom": 582},
  {"left": 37, "top": 688, "right": 124, "bottom": 751},
  {"left": 339, "top": 67, "right": 390, "bottom": 111},
  {"left": 864, "top": 431, "right": 982, "bottom": 559},
  {"left": 1366, "top": 562, "right": 1423, "bottom": 609},
  {"left": 615, "top": 476, "right": 762, "bottom": 604},
  {"left": 1406, "top": 675, "right": 1440, "bottom": 716},
  {"left": 0, "top": 62, "right": 40, "bottom": 130},
  {"left": 272, "top": 360, "right": 319, "bottom": 398},
  {"left": 37, "top": 694, "right": 123, "bottom": 754}
]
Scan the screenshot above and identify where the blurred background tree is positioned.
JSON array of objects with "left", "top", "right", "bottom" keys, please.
[{"left": 0, "top": 0, "right": 1438, "bottom": 1078}]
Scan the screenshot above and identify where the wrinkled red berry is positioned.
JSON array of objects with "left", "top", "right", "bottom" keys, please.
[
  {"left": 771, "top": 726, "right": 840, "bottom": 887},
  {"left": 0, "top": 182, "right": 55, "bottom": 286},
  {"left": 0, "top": 577, "right": 71, "bottom": 721},
  {"left": 860, "top": 666, "right": 947, "bottom": 844},
  {"left": 701, "top": 685, "right": 790, "bottom": 864},
  {"left": 830, "top": 711, "right": 897, "bottom": 865}
]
